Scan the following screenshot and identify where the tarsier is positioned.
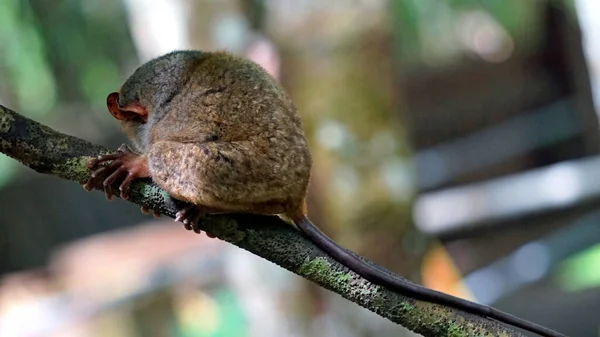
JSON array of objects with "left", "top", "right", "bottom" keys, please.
[{"left": 84, "top": 50, "right": 566, "bottom": 337}]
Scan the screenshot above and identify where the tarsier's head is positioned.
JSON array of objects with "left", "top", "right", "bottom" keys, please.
[{"left": 106, "top": 50, "right": 204, "bottom": 128}]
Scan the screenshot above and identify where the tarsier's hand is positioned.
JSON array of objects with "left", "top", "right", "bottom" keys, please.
[
  {"left": 83, "top": 144, "right": 150, "bottom": 200},
  {"left": 84, "top": 144, "right": 212, "bottom": 236}
]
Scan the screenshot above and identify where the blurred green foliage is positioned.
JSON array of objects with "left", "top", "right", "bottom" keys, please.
[
  {"left": 0, "top": 0, "right": 56, "bottom": 187},
  {"left": 559, "top": 243, "right": 600, "bottom": 292},
  {"left": 0, "top": 0, "right": 56, "bottom": 116},
  {"left": 0, "top": 0, "right": 136, "bottom": 188},
  {"left": 391, "top": 0, "right": 548, "bottom": 66}
]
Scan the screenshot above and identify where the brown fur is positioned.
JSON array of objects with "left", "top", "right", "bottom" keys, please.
[{"left": 116, "top": 50, "right": 312, "bottom": 217}]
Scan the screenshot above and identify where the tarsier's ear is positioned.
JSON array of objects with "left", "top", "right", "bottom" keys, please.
[{"left": 106, "top": 92, "right": 148, "bottom": 122}]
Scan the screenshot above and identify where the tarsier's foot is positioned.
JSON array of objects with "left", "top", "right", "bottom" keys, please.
[
  {"left": 83, "top": 144, "right": 150, "bottom": 200},
  {"left": 175, "top": 205, "right": 204, "bottom": 233},
  {"left": 175, "top": 205, "right": 216, "bottom": 238}
]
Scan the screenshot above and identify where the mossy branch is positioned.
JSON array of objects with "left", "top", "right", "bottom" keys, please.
[{"left": 0, "top": 104, "right": 521, "bottom": 337}]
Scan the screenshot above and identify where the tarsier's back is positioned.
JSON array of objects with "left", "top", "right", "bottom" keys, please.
[{"left": 185, "top": 52, "right": 313, "bottom": 210}]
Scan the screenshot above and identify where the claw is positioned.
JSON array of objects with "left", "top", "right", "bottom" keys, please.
[
  {"left": 118, "top": 144, "right": 134, "bottom": 153},
  {"left": 82, "top": 181, "right": 93, "bottom": 191},
  {"left": 104, "top": 184, "right": 115, "bottom": 200},
  {"left": 119, "top": 172, "right": 138, "bottom": 199},
  {"left": 140, "top": 205, "right": 161, "bottom": 218}
]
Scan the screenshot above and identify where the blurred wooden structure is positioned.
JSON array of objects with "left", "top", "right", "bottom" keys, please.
[
  {"left": 397, "top": 3, "right": 600, "bottom": 335},
  {"left": 401, "top": 1, "right": 600, "bottom": 238},
  {"left": 400, "top": 1, "right": 599, "bottom": 192}
]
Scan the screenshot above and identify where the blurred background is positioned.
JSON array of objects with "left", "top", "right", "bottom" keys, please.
[{"left": 1, "top": 0, "right": 599, "bottom": 336}]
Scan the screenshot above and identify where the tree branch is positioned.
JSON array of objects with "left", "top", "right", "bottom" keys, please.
[{"left": 0, "top": 104, "right": 521, "bottom": 337}]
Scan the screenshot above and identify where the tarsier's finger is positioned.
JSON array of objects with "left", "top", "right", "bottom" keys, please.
[
  {"left": 187, "top": 218, "right": 200, "bottom": 233},
  {"left": 86, "top": 153, "right": 121, "bottom": 169},
  {"left": 191, "top": 219, "right": 202, "bottom": 233},
  {"left": 104, "top": 185, "right": 116, "bottom": 200},
  {"left": 83, "top": 159, "right": 122, "bottom": 191},
  {"left": 83, "top": 172, "right": 105, "bottom": 191},
  {"left": 175, "top": 206, "right": 204, "bottom": 233},
  {"left": 82, "top": 180, "right": 94, "bottom": 191},
  {"left": 92, "top": 160, "right": 123, "bottom": 180},
  {"left": 188, "top": 209, "right": 203, "bottom": 234},
  {"left": 83, "top": 171, "right": 100, "bottom": 191},
  {"left": 103, "top": 166, "right": 126, "bottom": 187},
  {"left": 119, "top": 173, "right": 138, "bottom": 199}
]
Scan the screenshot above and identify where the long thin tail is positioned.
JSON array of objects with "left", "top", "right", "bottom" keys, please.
[{"left": 292, "top": 214, "right": 567, "bottom": 337}]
